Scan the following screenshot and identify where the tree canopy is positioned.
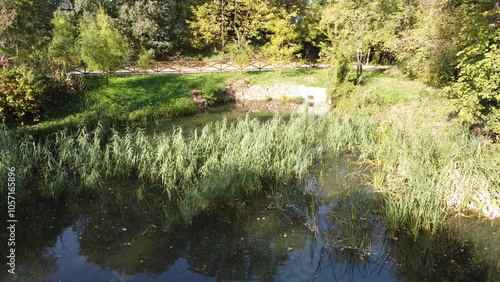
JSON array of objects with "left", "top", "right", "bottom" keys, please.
[
  {"left": 78, "top": 7, "right": 130, "bottom": 83},
  {"left": 0, "top": 0, "right": 498, "bottom": 131}
]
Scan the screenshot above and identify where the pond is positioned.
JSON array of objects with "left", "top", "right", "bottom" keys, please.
[{"left": 1, "top": 101, "right": 499, "bottom": 281}]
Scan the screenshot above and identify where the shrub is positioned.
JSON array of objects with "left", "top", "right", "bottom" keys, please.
[
  {"left": 226, "top": 41, "right": 253, "bottom": 72},
  {"left": 0, "top": 64, "right": 46, "bottom": 123},
  {"left": 137, "top": 47, "right": 155, "bottom": 74},
  {"left": 201, "top": 82, "right": 223, "bottom": 102},
  {"left": 445, "top": 43, "right": 500, "bottom": 134}
]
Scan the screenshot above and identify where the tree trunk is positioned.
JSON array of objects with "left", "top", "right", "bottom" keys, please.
[
  {"left": 494, "top": 0, "right": 500, "bottom": 27},
  {"left": 356, "top": 52, "right": 363, "bottom": 79},
  {"left": 220, "top": 0, "right": 225, "bottom": 53}
]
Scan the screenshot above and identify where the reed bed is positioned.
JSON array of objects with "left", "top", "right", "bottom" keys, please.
[
  {"left": 334, "top": 92, "right": 500, "bottom": 234},
  {"left": 371, "top": 124, "right": 500, "bottom": 233},
  {"left": 0, "top": 112, "right": 374, "bottom": 222},
  {"left": 2, "top": 90, "right": 498, "bottom": 232}
]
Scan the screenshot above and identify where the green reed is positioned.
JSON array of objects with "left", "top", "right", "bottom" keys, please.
[
  {"left": 0, "top": 112, "right": 374, "bottom": 223},
  {"left": 369, "top": 122, "right": 500, "bottom": 233},
  {"left": 2, "top": 89, "right": 498, "bottom": 232}
]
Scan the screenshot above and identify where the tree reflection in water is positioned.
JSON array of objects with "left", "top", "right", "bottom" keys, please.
[{"left": 1, "top": 158, "right": 499, "bottom": 281}]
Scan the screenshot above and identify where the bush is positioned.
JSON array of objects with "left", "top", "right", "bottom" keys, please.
[
  {"left": 201, "top": 82, "right": 224, "bottom": 102},
  {"left": 137, "top": 48, "right": 155, "bottom": 74},
  {"left": 226, "top": 41, "right": 253, "bottom": 72},
  {"left": 445, "top": 43, "right": 500, "bottom": 134},
  {"left": 0, "top": 65, "right": 46, "bottom": 123}
]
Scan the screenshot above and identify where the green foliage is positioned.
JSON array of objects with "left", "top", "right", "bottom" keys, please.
[
  {"left": 0, "top": 0, "right": 58, "bottom": 58},
  {"left": 387, "top": 0, "right": 461, "bottom": 87},
  {"left": 49, "top": 12, "right": 79, "bottom": 71},
  {"left": 78, "top": 8, "right": 130, "bottom": 83},
  {"left": 0, "top": 0, "right": 16, "bottom": 40},
  {"left": 321, "top": 45, "right": 355, "bottom": 99},
  {"left": 117, "top": 1, "right": 159, "bottom": 53},
  {"left": 0, "top": 64, "right": 46, "bottom": 123},
  {"left": 446, "top": 43, "right": 500, "bottom": 131},
  {"left": 188, "top": 0, "right": 228, "bottom": 51},
  {"left": 443, "top": 7, "right": 500, "bottom": 133},
  {"left": 320, "top": 0, "right": 387, "bottom": 78},
  {"left": 201, "top": 82, "right": 223, "bottom": 102},
  {"left": 262, "top": 9, "right": 301, "bottom": 66},
  {"left": 189, "top": 0, "right": 269, "bottom": 52},
  {"left": 116, "top": 0, "right": 191, "bottom": 54},
  {"left": 137, "top": 47, "right": 155, "bottom": 74},
  {"left": 225, "top": 41, "right": 253, "bottom": 71}
]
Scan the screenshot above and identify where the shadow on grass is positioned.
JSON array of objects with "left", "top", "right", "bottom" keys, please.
[{"left": 16, "top": 73, "right": 238, "bottom": 138}]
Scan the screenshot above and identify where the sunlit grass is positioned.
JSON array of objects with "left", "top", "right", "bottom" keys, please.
[{"left": 340, "top": 86, "right": 500, "bottom": 234}]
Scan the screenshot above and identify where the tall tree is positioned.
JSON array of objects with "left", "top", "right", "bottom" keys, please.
[
  {"left": 320, "top": 0, "right": 387, "bottom": 79},
  {"left": 116, "top": 0, "right": 191, "bottom": 57},
  {"left": 445, "top": 0, "right": 500, "bottom": 131},
  {"left": 49, "top": 12, "right": 79, "bottom": 71},
  {"left": 78, "top": 7, "right": 130, "bottom": 83},
  {"left": 1, "top": 0, "right": 61, "bottom": 58},
  {"left": 0, "top": 0, "right": 16, "bottom": 47},
  {"left": 189, "top": 0, "right": 269, "bottom": 53},
  {"left": 262, "top": 8, "right": 302, "bottom": 66}
]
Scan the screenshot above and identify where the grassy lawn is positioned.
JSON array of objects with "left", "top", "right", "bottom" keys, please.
[
  {"left": 239, "top": 68, "right": 331, "bottom": 87},
  {"left": 18, "top": 73, "right": 234, "bottom": 135},
  {"left": 17, "top": 69, "right": 331, "bottom": 136}
]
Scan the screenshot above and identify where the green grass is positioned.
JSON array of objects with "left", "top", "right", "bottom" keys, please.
[
  {"left": 19, "top": 73, "right": 239, "bottom": 136},
  {"left": 360, "top": 71, "right": 435, "bottom": 105},
  {"left": 16, "top": 69, "right": 332, "bottom": 137},
  {"left": 240, "top": 68, "right": 331, "bottom": 88}
]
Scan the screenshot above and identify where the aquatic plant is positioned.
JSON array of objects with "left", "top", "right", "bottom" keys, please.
[
  {"left": 0, "top": 112, "right": 375, "bottom": 222},
  {"left": 2, "top": 85, "right": 499, "bottom": 233}
]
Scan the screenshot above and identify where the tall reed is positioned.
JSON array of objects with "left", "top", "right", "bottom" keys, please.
[
  {"left": 334, "top": 88, "right": 500, "bottom": 233},
  {"left": 0, "top": 112, "right": 375, "bottom": 222},
  {"left": 2, "top": 92, "right": 498, "bottom": 232}
]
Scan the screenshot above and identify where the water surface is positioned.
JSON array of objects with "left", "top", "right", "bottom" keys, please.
[{"left": 1, "top": 102, "right": 499, "bottom": 281}]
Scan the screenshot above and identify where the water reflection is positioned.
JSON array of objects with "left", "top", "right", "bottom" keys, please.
[{"left": 1, "top": 156, "right": 499, "bottom": 281}]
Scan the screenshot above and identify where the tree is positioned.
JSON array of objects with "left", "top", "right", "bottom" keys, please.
[
  {"left": 137, "top": 47, "right": 155, "bottom": 75},
  {"left": 49, "top": 12, "right": 79, "bottom": 71},
  {"left": 0, "top": 0, "right": 16, "bottom": 47},
  {"left": 78, "top": 7, "right": 130, "bottom": 84},
  {"left": 444, "top": 0, "right": 500, "bottom": 133},
  {"left": 189, "top": 0, "right": 269, "bottom": 53},
  {"left": 1, "top": 0, "right": 61, "bottom": 59},
  {"left": 320, "top": 0, "right": 387, "bottom": 79},
  {"left": 262, "top": 8, "right": 302, "bottom": 67},
  {"left": 383, "top": 0, "right": 464, "bottom": 87},
  {"left": 117, "top": 0, "right": 192, "bottom": 57},
  {"left": 189, "top": 0, "right": 231, "bottom": 52}
]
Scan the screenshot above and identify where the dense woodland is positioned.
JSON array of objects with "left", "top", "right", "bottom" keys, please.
[{"left": 0, "top": 0, "right": 499, "bottom": 133}]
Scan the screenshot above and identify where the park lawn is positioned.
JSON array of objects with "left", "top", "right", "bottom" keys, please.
[{"left": 16, "top": 69, "right": 331, "bottom": 136}]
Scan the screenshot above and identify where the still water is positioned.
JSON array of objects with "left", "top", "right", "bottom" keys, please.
[{"left": 1, "top": 102, "right": 499, "bottom": 281}]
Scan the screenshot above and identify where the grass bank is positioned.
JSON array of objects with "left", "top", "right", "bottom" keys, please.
[{"left": 17, "top": 69, "right": 330, "bottom": 138}]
